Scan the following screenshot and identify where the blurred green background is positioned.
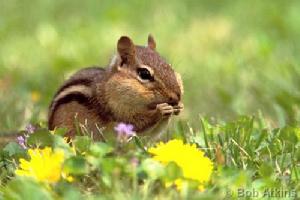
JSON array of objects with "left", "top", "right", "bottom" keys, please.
[{"left": 1, "top": 0, "right": 300, "bottom": 132}]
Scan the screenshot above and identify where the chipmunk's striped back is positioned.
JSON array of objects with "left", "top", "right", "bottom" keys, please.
[{"left": 48, "top": 67, "right": 105, "bottom": 131}]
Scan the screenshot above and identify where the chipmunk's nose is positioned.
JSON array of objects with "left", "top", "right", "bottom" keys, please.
[{"left": 168, "top": 92, "right": 180, "bottom": 106}]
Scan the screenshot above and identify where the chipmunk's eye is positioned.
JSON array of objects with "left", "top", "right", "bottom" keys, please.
[{"left": 137, "top": 68, "right": 154, "bottom": 81}]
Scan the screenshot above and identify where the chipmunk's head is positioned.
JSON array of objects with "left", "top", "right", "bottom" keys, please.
[{"left": 105, "top": 35, "right": 183, "bottom": 118}]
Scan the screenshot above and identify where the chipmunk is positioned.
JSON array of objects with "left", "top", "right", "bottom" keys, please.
[{"left": 48, "top": 35, "right": 183, "bottom": 139}]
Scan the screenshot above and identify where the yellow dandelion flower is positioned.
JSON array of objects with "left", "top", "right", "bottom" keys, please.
[
  {"left": 15, "top": 147, "right": 64, "bottom": 183},
  {"left": 148, "top": 139, "right": 213, "bottom": 190}
]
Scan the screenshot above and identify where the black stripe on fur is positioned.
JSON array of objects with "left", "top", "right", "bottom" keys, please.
[{"left": 48, "top": 92, "right": 91, "bottom": 130}]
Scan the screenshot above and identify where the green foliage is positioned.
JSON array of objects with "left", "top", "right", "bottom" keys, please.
[
  {"left": 193, "top": 116, "right": 299, "bottom": 198},
  {"left": 27, "top": 129, "right": 54, "bottom": 147},
  {"left": 73, "top": 136, "right": 91, "bottom": 153},
  {"left": 0, "top": 117, "right": 299, "bottom": 199},
  {"left": 63, "top": 156, "right": 89, "bottom": 175},
  {"left": 3, "top": 177, "right": 53, "bottom": 200},
  {"left": 3, "top": 142, "right": 24, "bottom": 157}
]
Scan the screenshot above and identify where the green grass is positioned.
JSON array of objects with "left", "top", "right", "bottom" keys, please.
[
  {"left": 0, "top": 116, "right": 299, "bottom": 199},
  {"left": 0, "top": 0, "right": 300, "bottom": 199}
]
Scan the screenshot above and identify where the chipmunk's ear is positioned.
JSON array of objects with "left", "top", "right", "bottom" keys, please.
[
  {"left": 117, "top": 36, "right": 136, "bottom": 66},
  {"left": 147, "top": 34, "right": 156, "bottom": 50}
]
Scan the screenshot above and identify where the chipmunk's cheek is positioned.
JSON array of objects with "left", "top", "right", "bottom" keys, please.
[{"left": 105, "top": 76, "right": 154, "bottom": 109}]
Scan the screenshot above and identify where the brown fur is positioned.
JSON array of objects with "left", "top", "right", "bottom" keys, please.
[
  {"left": 48, "top": 35, "right": 183, "bottom": 138},
  {"left": 51, "top": 102, "right": 103, "bottom": 138}
]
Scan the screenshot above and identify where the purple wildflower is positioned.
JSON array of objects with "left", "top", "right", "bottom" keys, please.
[
  {"left": 16, "top": 124, "right": 36, "bottom": 149},
  {"left": 17, "top": 136, "right": 27, "bottom": 149},
  {"left": 114, "top": 122, "right": 135, "bottom": 141},
  {"left": 25, "top": 124, "right": 36, "bottom": 134},
  {"left": 114, "top": 123, "right": 135, "bottom": 136}
]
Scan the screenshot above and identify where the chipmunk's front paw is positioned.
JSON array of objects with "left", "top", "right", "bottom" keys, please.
[
  {"left": 173, "top": 102, "right": 184, "bottom": 115},
  {"left": 156, "top": 103, "right": 174, "bottom": 118}
]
